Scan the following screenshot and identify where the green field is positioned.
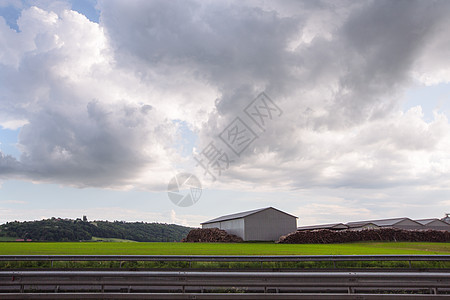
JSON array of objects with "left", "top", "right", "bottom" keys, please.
[
  {"left": 0, "top": 242, "right": 449, "bottom": 255},
  {"left": 90, "top": 237, "right": 137, "bottom": 242}
]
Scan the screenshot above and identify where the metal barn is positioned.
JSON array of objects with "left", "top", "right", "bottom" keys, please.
[
  {"left": 201, "top": 207, "right": 297, "bottom": 241},
  {"left": 297, "top": 223, "right": 349, "bottom": 231},
  {"left": 346, "top": 217, "right": 424, "bottom": 231},
  {"left": 415, "top": 219, "right": 450, "bottom": 231}
]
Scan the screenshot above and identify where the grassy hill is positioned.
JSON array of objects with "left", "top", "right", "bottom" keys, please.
[{"left": 0, "top": 218, "right": 192, "bottom": 242}]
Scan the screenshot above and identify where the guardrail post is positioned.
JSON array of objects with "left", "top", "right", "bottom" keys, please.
[
  {"left": 409, "top": 260, "right": 412, "bottom": 268},
  {"left": 51, "top": 260, "right": 53, "bottom": 268}
]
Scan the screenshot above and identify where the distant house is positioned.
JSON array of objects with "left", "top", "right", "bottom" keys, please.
[
  {"left": 201, "top": 207, "right": 297, "bottom": 241},
  {"left": 415, "top": 219, "right": 450, "bottom": 231}
]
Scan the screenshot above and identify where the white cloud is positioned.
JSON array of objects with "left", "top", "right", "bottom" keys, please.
[
  {"left": 0, "top": 0, "right": 449, "bottom": 220},
  {"left": 0, "top": 119, "right": 28, "bottom": 130}
]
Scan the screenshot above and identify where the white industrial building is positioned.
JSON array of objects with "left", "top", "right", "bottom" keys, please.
[{"left": 201, "top": 207, "right": 297, "bottom": 241}]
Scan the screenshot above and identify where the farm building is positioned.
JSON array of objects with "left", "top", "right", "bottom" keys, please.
[
  {"left": 297, "top": 223, "right": 348, "bottom": 231},
  {"left": 415, "top": 219, "right": 450, "bottom": 231},
  {"left": 298, "top": 216, "right": 450, "bottom": 232},
  {"left": 201, "top": 207, "right": 297, "bottom": 241},
  {"left": 346, "top": 218, "right": 423, "bottom": 231},
  {"left": 346, "top": 222, "right": 380, "bottom": 231}
]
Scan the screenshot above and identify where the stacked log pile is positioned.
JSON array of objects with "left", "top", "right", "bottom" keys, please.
[
  {"left": 278, "top": 228, "right": 450, "bottom": 244},
  {"left": 182, "top": 228, "right": 243, "bottom": 243}
]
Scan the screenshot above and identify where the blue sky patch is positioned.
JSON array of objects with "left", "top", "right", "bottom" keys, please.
[
  {"left": 70, "top": 0, "right": 99, "bottom": 23},
  {"left": 0, "top": 127, "right": 21, "bottom": 158},
  {"left": 403, "top": 83, "right": 450, "bottom": 122},
  {"left": 0, "top": 4, "right": 21, "bottom": 31}
]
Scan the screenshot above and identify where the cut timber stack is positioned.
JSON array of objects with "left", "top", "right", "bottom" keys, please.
[
  {"left": 278, "top": 228, "right": 450, "bottom": 244},
  {"left": 182, "top": 228, "right": 243, "bottom": 243}
]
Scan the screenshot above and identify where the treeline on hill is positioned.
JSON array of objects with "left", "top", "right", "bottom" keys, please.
[{"left": 0, "top": 218, "right": 192, "bottom": 242}]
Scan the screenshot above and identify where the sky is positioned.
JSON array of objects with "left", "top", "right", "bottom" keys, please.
[{"left": 1, "top": 0, "right": 450, "bottom": 227}]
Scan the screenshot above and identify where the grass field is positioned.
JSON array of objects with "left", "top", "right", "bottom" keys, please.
[
  {"left": 90, "top": 237, "right": 137, "bottom": 242},
  {"left": 0, "top": 242, "right": 449, "bottom": 255}
]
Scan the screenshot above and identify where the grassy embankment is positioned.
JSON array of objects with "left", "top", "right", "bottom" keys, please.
[{"left": 0, "top": 242, "right": 448, "bottom": 269}]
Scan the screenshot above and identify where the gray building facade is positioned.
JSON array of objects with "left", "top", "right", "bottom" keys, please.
[{"left": 201, "top": 207, "right": 297, "bottom": 241}]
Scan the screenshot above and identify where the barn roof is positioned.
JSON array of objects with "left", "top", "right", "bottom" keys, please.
[
  {"left": 297, "top": 223, "right": 348, "bottom": 231},
  {"left": 346, "top": 217, "right": 422, "bottom": 227},
  {"left": 201, "top": 207, "right": 297, "bottom": 225},
  {"left": 346, "top": 222, "right": 379, "bottom": 228},
  {"left": 415, "top": 218, "right": 438, "bottom": 225},
  {"left": 415, "top": 218, "right": 450, "bottom": 226}
]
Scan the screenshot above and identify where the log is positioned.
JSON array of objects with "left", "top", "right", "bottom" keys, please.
[
  {"left": 182, "top": 228, "right": 243, "bottom": 243},
  {"left": 278, "top": 228, "right": 450, "bottom": 244}
]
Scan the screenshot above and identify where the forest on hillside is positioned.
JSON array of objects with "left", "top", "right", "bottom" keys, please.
[{"left": 0, "top": 218, "right": 192, "bottom": 242}]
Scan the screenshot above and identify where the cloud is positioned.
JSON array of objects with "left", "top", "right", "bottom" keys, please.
[
  {"left": 0, "top": 5, "right": 183, "bottom": 189},
  {"left": 0, "top": 0, "right": 450, "bottom": 203},
  {"left": 0, "top": 152, "right": 22, "bottom": 175}
]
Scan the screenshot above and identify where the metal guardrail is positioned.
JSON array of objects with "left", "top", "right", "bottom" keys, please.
[
  {"left": 0, "top": 270, "right": 449, "bottom": 297},
  {"left": 1, "top": 256, "right": 449, "bottom": 298},
  {"left": 2, "top": 293, "right": 448, "bottom": 300},
  {"left": 1, "top": 255, "right": 449, "bottom": 269}
]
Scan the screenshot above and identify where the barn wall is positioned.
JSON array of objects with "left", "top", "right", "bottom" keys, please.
[
  {"left": 202, "top": 218, "right": 245, "bottom": 239},
  {"left": 244, "top": 208, "right": 297, "bottom": 241}
]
